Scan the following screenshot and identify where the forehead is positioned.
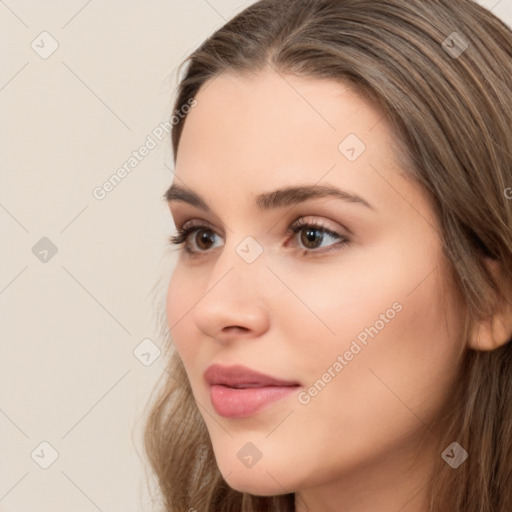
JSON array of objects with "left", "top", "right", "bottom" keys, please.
[
  {"left": 172, "top": 69, "right": 432, "bottom": 226},
  {"left": 177, "top": 70, "right": 392, "bottom": 167},
  {"left": 178, "top": 69, "right": 387, "bottom": 150}
]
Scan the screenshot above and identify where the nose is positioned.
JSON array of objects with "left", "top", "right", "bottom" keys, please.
[{"left": 192, "top": 244, "right": 271, "bottom": 343}]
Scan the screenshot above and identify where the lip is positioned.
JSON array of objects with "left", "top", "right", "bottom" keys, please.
[{"left": 204, "top": 364, "right": 301, "bottom": 418}]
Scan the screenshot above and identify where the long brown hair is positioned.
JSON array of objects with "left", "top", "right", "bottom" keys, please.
[{"left": 143, "top": 1, "right": 512, "bottom": 510}]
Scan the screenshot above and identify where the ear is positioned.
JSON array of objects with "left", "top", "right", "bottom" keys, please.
[{"left": 468, "top": 259, "right": 512, "bottom": 351}]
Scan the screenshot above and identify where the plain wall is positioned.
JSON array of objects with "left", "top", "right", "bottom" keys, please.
[{"left": 1, "top": 1, "right": 510, "bottom": 510}]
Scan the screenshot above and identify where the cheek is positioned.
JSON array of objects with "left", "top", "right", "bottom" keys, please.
[
  {"left": 275, "top": 237, "right": 462, "bottom": 421},
  {"left": 166, "top": 268, "right": 200, "bottom": 364},
  {"left": 267, "top": 268, "right": 461, "bottom": 486},
  {"left": 368, "top": 265, "right": 463, "bottom": 410},
  {"left": 309, "top": 264, "right": 460, "bottom": 423}
]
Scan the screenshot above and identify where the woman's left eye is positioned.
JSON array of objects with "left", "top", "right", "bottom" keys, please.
[
  {"left": 168, "top": 219, "right": 350, "bottom": 256},
  {"left": 284, "top": 219, "right": 350, "bottom": 254}
]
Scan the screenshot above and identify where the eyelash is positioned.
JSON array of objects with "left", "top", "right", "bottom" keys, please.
[{"left": 168, "top": 218, "right": 350, "bottom": 257}]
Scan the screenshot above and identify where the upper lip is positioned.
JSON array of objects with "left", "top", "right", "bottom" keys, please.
[{"left": 204, "top": 364, "right": 300, "bottom": 388}]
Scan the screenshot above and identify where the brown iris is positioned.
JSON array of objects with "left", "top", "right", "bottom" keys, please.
[
  {"left": 195, "top": 230, "right": 216, "bottom": 251},
  {"left": 300, "top": 227, "right": 324, "bottom": 249}
]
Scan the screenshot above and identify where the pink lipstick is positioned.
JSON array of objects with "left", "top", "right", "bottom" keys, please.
[{"left": 204, "top": 364, "right": 301, "bottom": 418}]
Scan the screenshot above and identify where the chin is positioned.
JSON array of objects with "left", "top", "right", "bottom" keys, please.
[
  {"left": 213, "top": 453, "right": 294, "bottom": 496},
  {"left": 224, "top": 473, "right": 290, "bottom": 497}
]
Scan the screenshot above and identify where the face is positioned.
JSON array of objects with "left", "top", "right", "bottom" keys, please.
[{"left": 165, "top": 69, "right": 466, "bottom": 502}]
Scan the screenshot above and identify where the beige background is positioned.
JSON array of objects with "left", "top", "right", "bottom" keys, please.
[{"left": 1, "top": 1, "right": 510, "bottom": 511}]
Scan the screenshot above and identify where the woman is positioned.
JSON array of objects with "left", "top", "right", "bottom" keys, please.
[{"left": 143, "top": 0, "right": 512, "bottom": 510}]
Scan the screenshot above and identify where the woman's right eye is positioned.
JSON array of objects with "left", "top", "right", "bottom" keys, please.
[{"left": 169, "top": 225, "right": 223, "bottom": 255}]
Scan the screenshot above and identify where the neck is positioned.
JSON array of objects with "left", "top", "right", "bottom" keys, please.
[{"left": 294, "top": 431, "right": 436, "bottom": 512}]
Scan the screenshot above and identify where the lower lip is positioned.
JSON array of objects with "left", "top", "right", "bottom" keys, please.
[{"left": 210, "top": 384, "right": 300, "bottom": 418}]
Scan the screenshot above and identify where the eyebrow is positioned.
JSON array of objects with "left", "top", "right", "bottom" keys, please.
[{"left": 164, "top": 183, "right": 375, "bottom": 212}]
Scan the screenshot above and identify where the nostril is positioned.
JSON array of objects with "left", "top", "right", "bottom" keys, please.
[{"left": 223, "top": 326, "right": 249, "bottom": 334}]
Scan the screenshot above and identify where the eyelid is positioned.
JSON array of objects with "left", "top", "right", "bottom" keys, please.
[
  {"left": 288, "top": 216, "right": 346, "bottom": 236},
  {"left": 178, "top": 215, "right": 344, "bottom": 234},
  {"left": 177, "top": 216, "right": 345, "bottom": 241},
  {"left": 180, "top": 218, "right": 216, "bottom": 231}
]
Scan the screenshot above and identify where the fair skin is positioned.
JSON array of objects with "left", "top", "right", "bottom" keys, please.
[{"left": 165, "top": 68, "right": 470, "bottom": 512}]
